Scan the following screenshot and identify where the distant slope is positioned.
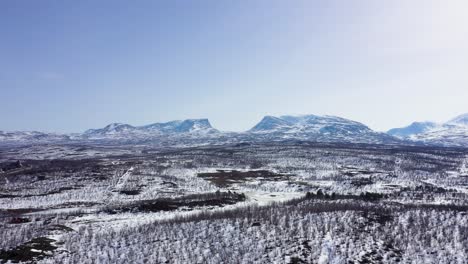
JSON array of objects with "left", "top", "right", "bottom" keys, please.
[
  {"left": 0, "top": 131, "right": 70, "bottom": 144},
  {"left": 83, "top": 119, "right": 219, "bottom": 140},
  {"left": 387, "top": 113, "right": 468, "bottom": 147},
  {"left": 387, "top": 122, "right": 438, "bottom": 138},
  {"left": 0, "top": 119, "right": 220, "bottom": 145},
  {"left": 447, "top": 113, "right": 468, "bottom": 126}
]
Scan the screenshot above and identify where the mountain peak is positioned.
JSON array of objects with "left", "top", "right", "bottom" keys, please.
[
  {"left": 84, "top": 123, "right": 136, "bottom": 135},
  {"left": 104, "top": 123, "right": 134, "bottom": 129},
  {"left": 249, "top": 116, "right": 292, "bottom": 132},
  {"left": 176, "top": 118, "right": 215, "bottom": 132}
]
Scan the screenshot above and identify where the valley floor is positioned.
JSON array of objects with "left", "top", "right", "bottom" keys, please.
[{"left": 0, "top": 142, "right": 467, "bottom": 263}]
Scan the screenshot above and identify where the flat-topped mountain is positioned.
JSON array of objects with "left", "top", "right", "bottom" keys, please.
[
  {"left": 141, "top": 119, "right": 214, "bottom": 133},
  {"left": 248, "top": 114, "right": 399, "bottom": 144}
]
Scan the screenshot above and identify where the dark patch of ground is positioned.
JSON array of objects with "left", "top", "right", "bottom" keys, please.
[
  {"left": 0, "top": 237, "right": 57, "bottom": 263},
  {"left": 0, "top": 160, "right": 23, "bottom": 172},
  {"left": 361, "top": 211, "right": 393, "bottom": 225},
  {"left": 119, "top": 190, "right": 141, "bottom": 195},
  {"left": 103, "top": 192, "right": 246, "bottom": 213},
  {"left": 198, "top": 170, "right": 290, "bottom": 187},
  {"left": 48, "top": 224, "right": 74, "bottom": 232},
  {"left": 349, "top": 178, "right": 374, "bottom": 187},
  {"left": 0, "top": 208, "right": 44, "bottom": 219},
  {"left": 9, "top": 217, "right": 30, "bottom": 224},
  {"left": 304, "top": 190, "right": 386, "bottom": 201}
]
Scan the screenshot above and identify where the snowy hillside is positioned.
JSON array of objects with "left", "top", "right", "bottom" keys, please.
[
  {"left": 0, "top": 131, "right": 70, "bottom": 144},
  {"left": 248, "top": 114, "right": 400, "bottom": 144},
  {"left": 387, "top": 122, "right": 438, "bottom": 138},
  {"left": 387, "top": 113, "right": 468, "bottom": 147},
  {"left": 82, "top": 119, "right": 219, "bottom": 140},
  {"left": 448, "top": 113, "right": 468, "bottom": 125},
  {"left": 142, "top": 119, "right": 216, "bottom": 133}
]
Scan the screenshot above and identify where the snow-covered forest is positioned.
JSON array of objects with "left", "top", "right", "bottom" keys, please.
[{"left": 0, "top": 142, "right": 467, "bottom": 263}]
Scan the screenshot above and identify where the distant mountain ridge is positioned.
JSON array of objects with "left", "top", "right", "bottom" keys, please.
[
  {"left": 83, "top": 119, "right": 218, "bottom": 139},
  {"left": 387, "top": 122, "right": 438, "bottom": 138},
  {"left": 79, "top": 114, "right": 400, "bottom": 144},
  {"left": 387, "top": 113, "right": 468, "bottom": 147},
  {"left": 1, "top": 113, "right": 467, "bottom": 147}
]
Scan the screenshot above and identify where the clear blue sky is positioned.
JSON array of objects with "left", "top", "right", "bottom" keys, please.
[{"left": 1, "top": 0, "right": 467, "bottom": 133}]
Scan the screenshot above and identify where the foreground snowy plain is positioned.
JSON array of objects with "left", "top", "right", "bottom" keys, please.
[{"left": 0, "top": 142, "right": 467, "bottom": 263}]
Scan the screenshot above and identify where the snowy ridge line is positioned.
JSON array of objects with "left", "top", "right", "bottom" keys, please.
[
  {"left": 2, "top": 112, "right": 468, "bottom": 147},
  {"left": 1, "top": 114, "right": 403, "bottom": 146}
]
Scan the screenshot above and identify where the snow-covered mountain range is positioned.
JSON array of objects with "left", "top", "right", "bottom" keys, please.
[
  {"left": 387, "top": 113, "right": 468, "bottom": 147},
  {"left": 1, "top": 113, "right": 467, "bottom": 147}
]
